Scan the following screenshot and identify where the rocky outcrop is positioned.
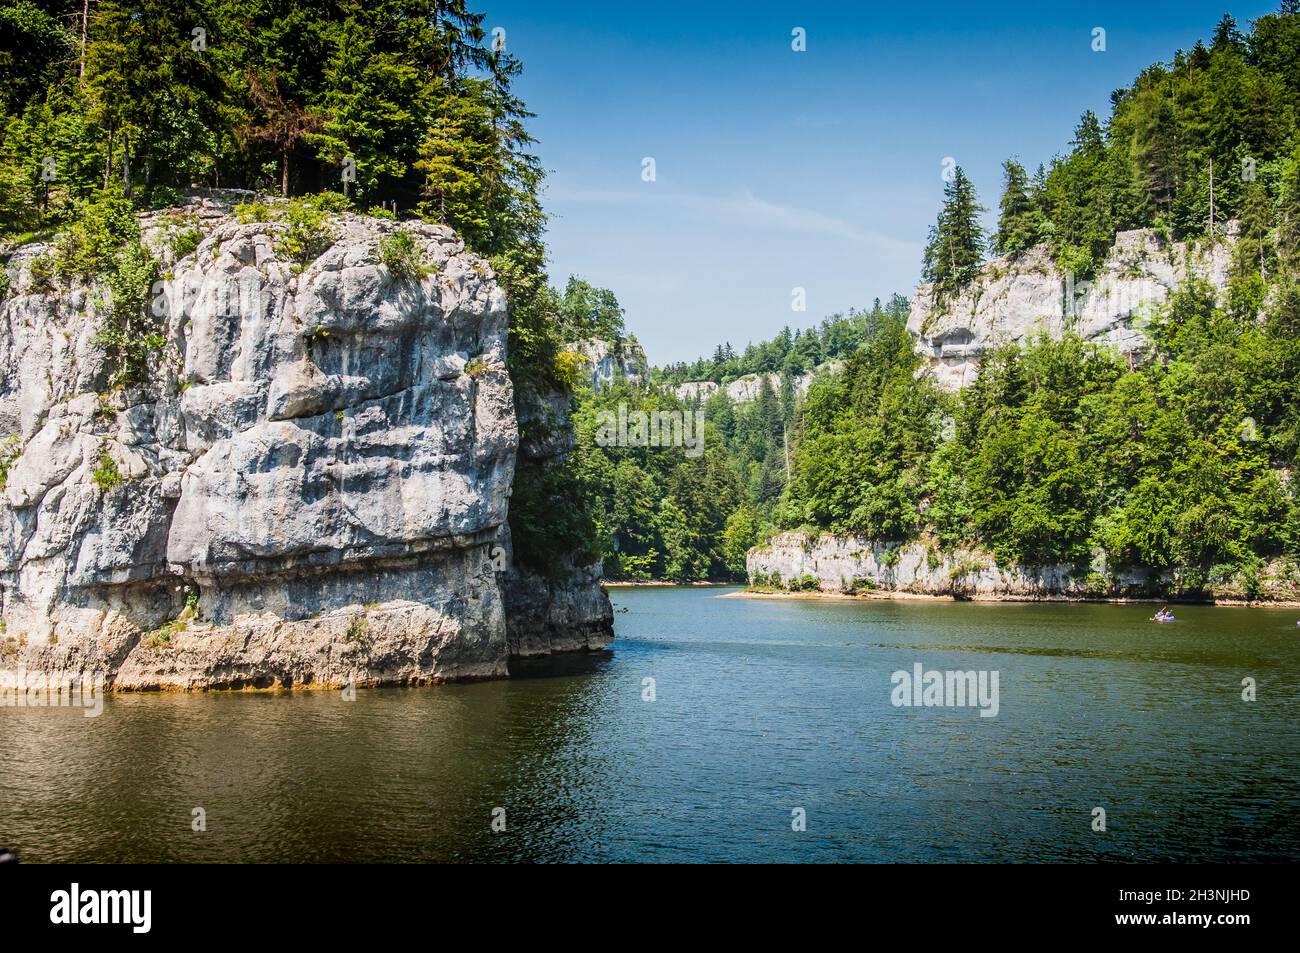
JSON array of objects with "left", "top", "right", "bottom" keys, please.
[
  {"left": 672, "top": 362, "right": 841, "bottom": 405},
  {"left": 673, "top": 380, "right": 720, "bottom": 402},
  {"left": 747, "top": 531, "right": 1300, "bottom": 603},
  {"left": 747, "top": 532, "right": 1143, "bottom": 600},
  {"left": 0, "top": 194, "right": 611, "bottom": 689},
  {"left": 571, "top": 336, "right": 646, "bottom": 390},
  {"left": 909, "top": 229, "right": 1234, "bottom": 390},
  {"left": 502, "top": 364, "right": 614, "bottom": 661}
]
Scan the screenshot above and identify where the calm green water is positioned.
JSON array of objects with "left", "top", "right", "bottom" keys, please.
[{"left": 2, "top": 588, "right": 1298, "bottom": 862}]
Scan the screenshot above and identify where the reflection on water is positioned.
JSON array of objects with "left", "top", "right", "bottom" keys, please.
[{"left": 2, "top": 589, "right": 1298, "bottom": 862}]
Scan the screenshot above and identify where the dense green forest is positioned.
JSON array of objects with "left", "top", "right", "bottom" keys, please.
[
  {"left": 566, "top": 298, "right": 904, "bottom": 580},
  {"left": 927, "top": 8, "right": 1300, "bottom": 292},
  {"left": 569, "top": 297, "right": 908, "bottom": 581},
  {"left": 651, "top": 297, "right": 907, "bottom": 387}
]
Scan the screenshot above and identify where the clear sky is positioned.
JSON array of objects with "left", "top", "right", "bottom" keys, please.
[{"left": 480, "top": 0, "right": 1279, "bottom": 366}]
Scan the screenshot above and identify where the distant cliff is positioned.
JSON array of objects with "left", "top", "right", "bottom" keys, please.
[
  {"left": 0, "top": 194, "right": 611, "bottom": 689},
  {"left": 671, "top": 363, "right": 842, "bottom": 404},
  {"left": 570, "top": 336, "right": 646, "bottom": 390},
  {"left": 908, "top": 228, "right": 1234, "bottom": 389},
  {"left": 748, "top": 532, "right": 1300, "bottom": 604}
]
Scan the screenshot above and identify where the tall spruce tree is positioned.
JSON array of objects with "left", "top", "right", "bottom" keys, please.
[
  {"left": 922, "top": 165, "right": 986, "bottom": 296},
  {"left": 993, "top": 157, "right": 1036, "bottom": 258}
]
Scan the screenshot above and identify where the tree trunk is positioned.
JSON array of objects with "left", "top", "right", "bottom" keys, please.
[
  {"left": 281, "top": 148, "right": 290, "bottom": 197},
  {"left": 79, "top": 0, "right": 89, "bottom": 81},
  {"left": 103, "top": 126, "right": 113, "bottom": 190},
  {"left": 121, "top": 131, "right": 131, "bottom": 196}
]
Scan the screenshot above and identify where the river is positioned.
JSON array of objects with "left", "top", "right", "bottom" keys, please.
[{"left": 2, "top": 587, "right": 1297, "bottom": 862}]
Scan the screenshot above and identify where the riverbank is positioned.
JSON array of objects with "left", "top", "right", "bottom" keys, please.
[{"left": 728, "top": 588, "right": 1300, "bottom": 607}]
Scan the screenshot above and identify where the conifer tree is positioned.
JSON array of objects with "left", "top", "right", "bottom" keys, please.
[
  {"left": 922, "top": 165, "right": 986, "bottom": 295},
  {"left": 993, "top": 157, "right": 1037, "bottom": 258}
]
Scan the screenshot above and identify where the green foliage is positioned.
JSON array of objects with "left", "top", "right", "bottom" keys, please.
[
  {"left": 556, "top": 277, "right": 625, "bottom": 342},
  {"left": 780, "top": 274, "right": 1300, "bottom": 593},
  {"left": 344, "top": 614, "right": 370, "bottom": 646},
  {"left": 721, "top": 504, "right": 760, "bottom": 575},
  {"left": 96, "top": 240, "right": 163, "bottom": 387},
  {"left": 781, "top": 312, "right": 944, "bottom": 540},
  {"left": 166, "top": 221, "right": 203, "bottom": 260},
  {"left": 570, "top": 380, "right": 747, "bottom": 581},
  {"left": 993, "top": 158, "right": 1039, "bottom": 258},
  {"left": 91, "top": 451, "right": 122, "bottom": 491},
  {"left": 0, "top": 434, "right": 21, "bottom": 489},
  {"left": 53, "top": 193, "right": 138, "bottom": 280},
  {"left": 508, "top": 451, "right": 604, "bottom": 579},
  {"left": 275, "top": 194, "right": 341, "bottom": 268},
  {"left": 26, "top": 254, "right": 55, "bottom": 293},
  {"left": 234, "top": 200, "right": 273, "bottom": 225},
  {"left": 377, "top": 230, "right": 431, "bottom": 281},
  {"left": 146, "top": 185, "right": 182, "bottom": 209},
  {"left": 652, "top": 297, "right": 905, "bottom": 388}
]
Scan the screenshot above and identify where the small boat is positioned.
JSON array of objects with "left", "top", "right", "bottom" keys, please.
[{"left": 1151, "top": 610, "right": 1175, "bottom": 623}]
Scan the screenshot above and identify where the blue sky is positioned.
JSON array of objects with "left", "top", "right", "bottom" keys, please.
[{"left": 481, "top": 0, "right": 1279, "bottom": 365}]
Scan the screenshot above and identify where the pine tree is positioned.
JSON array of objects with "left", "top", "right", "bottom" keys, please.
[
  {"left": 1234, "top": 177, "right": 1273, "bottom": 282},
  {"left": 993, "top": 157, "right": 1037, "bottom": 258},
  {"left": 922, "top": 165, "right": 986, "bottom": 296},
  {"left": 1279, "top": 149, "right": 1300, "bottom": 278}
]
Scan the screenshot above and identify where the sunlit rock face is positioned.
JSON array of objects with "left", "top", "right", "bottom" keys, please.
[
  {"left": 0, "top": 194, "right": 610, "bottom": 689},
  {"left": 671, "top": 363, "right": 841, "bottom": 405},
  {"left": 908, "top": 229, "right": 1234, "bottom": 390},
  {"left": 571, "top": 336, "right": 646, "bottom": 390}
]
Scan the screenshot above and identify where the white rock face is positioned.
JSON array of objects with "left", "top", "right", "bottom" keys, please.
[
  {"left": 673, "top": 380, "right": 719, "bottom": 402},
  {"left": 673, "top": 363, "right": 839, "bottom": 404},
  {"left": 571, "top": 336, "right": 646, "bottom": 390},
  {"left": 747, "top": 532, "right": 1157, "bottom": 600},
  {"left": 0, "top": 195, "right": 611, "bottom": 689},
  {"left": 747, "top": 531, "right": 1300, "bottom": 603},
  {"left": 909, "top": 229, "right": 1234, "bottom": 390}
]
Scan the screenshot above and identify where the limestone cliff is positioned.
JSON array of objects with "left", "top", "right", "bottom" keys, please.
[
  {"left": 570, "top": 336, "right": 646, "bottom": 390},
  {"left": 0, "top": 194, "right": 612, "bottom": 689},
  {"left": 671, "top": 362, "right": 841, "bottom": 404},
  {"left": 909, "top": 228, "right": 1234, "bottom": 389},
  {"left": 748, "top": 531, "right": 1300, "bottom": 604}
]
